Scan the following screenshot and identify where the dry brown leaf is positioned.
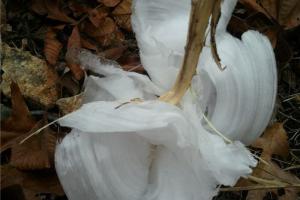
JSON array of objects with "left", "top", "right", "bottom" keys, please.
[
  {"left": 1, "top": 82, "right": 36, "bottom": 133},
  {"left": 1, "top": 44, "right": 59, "bottom": 107},
  {"left": 252, "top": 123, "right": 289, "bottom": 159},
  {"left": 112, "top": 0, "right": 131, "bottom": 15},
  {"left": 68, "top": 0, "right": 89, "bottom": 17},
  {"left": 82, "top": 16, "right": 125, "bottom": 47},
  {"left": 101, "top": 45, "right": 127, "bottom": 60},
  {"left": 281, "top": 1, "right": 300, "bottom": 29},
  {"left": 98, "top": 0, "right": 121, "bottom": 7},
  {"left": 88, "top": 6, "right": 109, "bottom": 27},
  {"left": 1, "top": 83, "right": 38, "bottom": 153},
  {"left": 239, "top": 0, "right": 271, "bottom": 18},
  {"left": 44, "top": 27, "right": 63, "bottom": 65},
  {"left": 236, "top": 123, "right": 300, "bottom": 200},
  {"left": 118, "top": 54, "right": 145, "bottom": 73},
  {"left": 68, "top": 26, "right": 81, "bottom": 49},
  {"left": 239, "top": 0, "right": 300, "bottom": 29},
  {"left": 114, "top": 15, "right": 132, "bottom": 31},
  {"left": 81, "top": 37, "right": 98, "bottom": 51},
  {"left": 84, "top": 17, "right": 117, "bottom": 37},
  {"left": 244, "top": 160, "right": 300, "bottom": 200},
  {"left": 31, "top": 0, "right": 75, "bottom": 23},
  {"left": 263, "top": 27, "right": 279, "bottom": 48},
  {"left": 1, "top": 165, "right": 64, "bottom": 198},
  {"left": 112, "top": 0, "right": 132, "bottom": 31},
  {"left": 56, "top": 94, "right": 83, "bottom": 115},
  {"left": 30, "top": 0, "right": 48, "bottom": 15},
  {"left": 1, "top": 0, "right": 6, "bottom": 28},
  {"left": 66, "top": 26, "right": 84, "bottom": 80},
  {"left": 59, "top": 71, "right": 81, "bottom": 96},
  {"left": 10, "top": 120, "right": 57, "bottom": 170},
  {"left": 95, "top": 28, "right": 125, "bottom": 47},
  {"left": 1, "top": 131, "right": 21, "bottom": 152}
]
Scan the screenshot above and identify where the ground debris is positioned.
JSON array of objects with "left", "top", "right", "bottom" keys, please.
[{"left": 1, "top": 44, "right": 59, "bottom": 108}]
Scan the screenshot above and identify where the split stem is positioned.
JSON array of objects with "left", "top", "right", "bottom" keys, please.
[{"left": 159, "top": 0, "right": 219, "bottom": 105}]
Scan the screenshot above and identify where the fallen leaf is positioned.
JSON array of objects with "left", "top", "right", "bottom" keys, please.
[
  {"left": 252, "top": 123, "right": 290, "bottom": 159},
  {"left": 239, "top": 0, "right": 271, "bottom": 18},
  {"left": 68, "top": 0, "right": 89, "bottom": 17},
  {"left": 262, "top": 27, "right": 279, "bottom": 48},
  {"left": 59, "top": 71, "right": 81, "bottom": 96},
  {"left": 44, "top": 27, "right": 63, "bottom": 65},
  {"left": 10, "top": 120, "right": 57, "bottom": 170},
  {"left": 281, "top": 1, "right": 300, "bottom": 29},
  {"left": 112, "top": 0, "right": 132, "bottom": 31},
  {"left": 66, "top": 26, "right": 84, "bottom": 80},
  {"left": 237, "top": 123, "right": 300, "bottom": 200},
  {"left": 101, "top": 45, "right": 127, "bottom": 60},
  {"left": 119, "top": 54, "right": 145, "bottom": 73},
  {"left": 95, "top": 28, "right": 125, "bottom": 47},
  {"left": 84, "top": 17, "right": 116, "bottom": 37},
  {"left": 1, "top": 0, "right": 6, "bottom": 30},
  {"left": 30, "top": 0, "right": 48, "bottom": 15},
  {"left": 1, "top": 83, "right": 37, "bottom": 152},
  {"left": 245, "top": 161, "right": 300, "bottom": 200},
  {"left": 1, "top": 165, "right": 64, "bottom": 198},
  {"left": 112, "top": 0, "right": 131, "bottom": 15},
  {"left": 56, "top": 94, "right": 83, "bottom": 115},
  {"left": 81, "top": 37, "right": 98, "bottom": 51},
  {"left": 1, "top": 82, "right": 36, "bottom": 133},
  {"left": 98, "top": 0, "right": 121, "bottom": 7},
  {"left": 1, "top": 44, "right": 59, "bottom": 107},
  {"left": 88, "top": 6, "right": 109, "bottom": 27},
  {"left": 239, "top": 0, "right": 300, "bottom": 29},
  {"left": 1, "top": 131, "right": 21, "bottom": 152},
  {"left": 31, "top": 0, "right": 75, "bottom": 23}
]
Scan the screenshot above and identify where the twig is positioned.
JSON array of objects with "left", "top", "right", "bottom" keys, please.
[
  {"left": 284, "top": 165, "right": 300, "bottom": 171},
  {"left": 210, "top": 0, "right": 225, "bottom": 70},
  {"left": 220, "top": 184, "right": 300, "bottom": 192},
  {"left": 19, "top": 115, "right": 69, "bottom": 144},
  {"left": 247, "top": 175, "right": 294, "bottom": 187}
]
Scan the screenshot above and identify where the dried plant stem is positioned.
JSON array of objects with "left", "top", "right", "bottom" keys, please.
[
  {"left": 247, "top": 175, "right": 300, "bottom": 187},
  {"left": 220, "top": 175, "right": 300, "bottom": 192},
  {"left": 159, "top": 0, "right": 219, "bottom": 105},
  {"left": 220, "top": 183, "right": 300, "bottom": 192}
]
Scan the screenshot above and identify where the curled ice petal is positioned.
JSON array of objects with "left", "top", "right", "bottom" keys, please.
[{"left": 56, "top": 101, "right": 256, "bottom": 200}]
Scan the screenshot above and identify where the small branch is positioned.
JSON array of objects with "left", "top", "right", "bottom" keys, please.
[
  {"left": 220, "top": 184, "right": 300, "bottom": 192},
  {"left": 210, "top": 0, "right": 225, "bottom": 70},
  {"left": 247, "top": 175, "right": 293, "bottom": 187},
  {"left": 159, "top": 0, "right": 219, "bottom": 105}
]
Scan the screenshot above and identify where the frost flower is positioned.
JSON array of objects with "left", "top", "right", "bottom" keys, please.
[{"left": 55, "top": 0, "right": 277, "bottom": 200}]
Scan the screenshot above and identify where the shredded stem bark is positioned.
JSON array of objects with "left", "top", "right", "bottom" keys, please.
[{"left": 159, "top": 0, "right": 219, "bottom": 105}]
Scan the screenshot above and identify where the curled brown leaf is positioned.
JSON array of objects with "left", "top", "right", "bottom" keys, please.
[
  {"left": 239, "top": 0, "right": 300, "bottom": 29},
  {"left": 31, "top": 0, "right": 76, "bottom": 23},
  {"left": 44, "top": 28, "right": 63, "bottom": 65},
  {"left": 112, "top": 0, "right": 132, "bottom": 31},
  {"left": 98, "top": 0, "right": 121, "bottom": 7},
  {"left": 88, "top": 6, "right": 109, "bottom": 27},
  {"left": 66, "top": 26, "right": 84, "bottom": 80},
  {"left": 10, "top": 120, "right": 57, "bottom": 170}
]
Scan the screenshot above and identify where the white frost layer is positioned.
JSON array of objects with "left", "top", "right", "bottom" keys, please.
[
  {"left": 55, "top": 51, "right": 257, "bottom": 200},
  {"left": 57, "top": 101, "right": 256, "bottom": 200},
  {"left": 132, "top": 0, "right": 277, "bottom": 144},
  {"left": 55, "top": 0, "right": 277, "bottom": 199}
]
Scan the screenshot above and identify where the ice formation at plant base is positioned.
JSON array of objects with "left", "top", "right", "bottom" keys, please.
[{"left": 55, "top": 0, "right": 277, "bottom": 200}]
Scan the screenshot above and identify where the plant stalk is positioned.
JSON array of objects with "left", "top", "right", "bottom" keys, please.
[{"left": 159, "top": 0, "right": 219, "bottom": 105}]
